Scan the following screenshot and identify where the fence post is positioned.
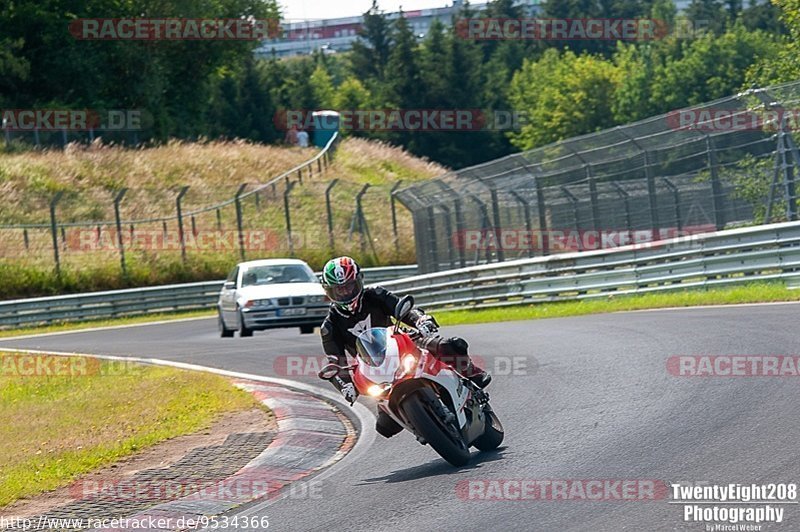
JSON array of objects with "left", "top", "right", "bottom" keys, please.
[
  {"left": 235, "top": 184, "right": 247, "bottom": 261},
  {"left": 284, "top": 181, "right": 297, "bottom": 255},
  {"left": 49, "top": 191, "right": 64, "bottom": 276},
  {"left": 757, "top": 88, "right": 800, "bottom": 221},
  {"left": 216, "top": 208, "right": 222, "bottom": 231},
  {"left": 561, "top": 186, "right": 582, "bottom": 251},
  {"left": 390, "top": 181, "right": 403, "bottom": 255},
  {"left": 433, "top": 182, "right": 466, "bottom": 268},
  {"left": 611, "top": 182, "right": 632, "bottom": 238},
  {"left": 488, "top": 187, "right": 506, "bottom": 263},
  {"left": 509, "top": 190, "right": 534, "bottom": 258},
  {"left": 175, "top": 186, "right": 189, "bottom": 263},
  {"left": 468, "top": 194, "right": 492, "bottom": 264},
  {"left": 23, "top": 228, "right": 29, "bottom": 250},
  {"left": 354, "top": 184, "right": 371, "bottom": 254},
  {"left": 113, "top": 188, "right": 128, "bottom": 276},
  {"left": 618, "top": 127, "right": 660, "bottom": 240},
  {"left": 521, "top": 163, "right": 550, "bottom": 256},
  {"left": 705, "top": 134, "right": 725, "bottom": 230},
  {"left": 662, "top": 178, "right": 682, "bottom": 232},
  {"left": 325, "top": 179, "right": 339, "bottom": 250}
]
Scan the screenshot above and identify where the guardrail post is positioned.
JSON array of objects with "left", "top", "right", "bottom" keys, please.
[
  {"left": 235, "top": 183, "right": 247, "bottom": 260},
  {"left": 509, "top": 190, "right": 534, "bottom": 258},
  {"left": 113, "top": 188, "right": 128, "bottom": 276},
  {"left": 561, "top": 186, "right": 582, "bottom": 251},
  {"left": 390, "top": 181, "right": 403, "bottom": 255},
  {"left": 284, "top": 181, "right": 297, "bottom": 255},
  {"left": 49, "top": 191, "right": 64, "bottom": 276},
  {"left": 175, "top": 186, "right": 189, "bottom": 263},
  {"left": 326, "top": 179, "right": 339, "bottom": 250},
  {"left": 662, "top": 178, "right": 682, "bottom": 232}
]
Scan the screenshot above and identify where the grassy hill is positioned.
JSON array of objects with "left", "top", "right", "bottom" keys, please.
[{"left": 0, "top": 138, "right": 444, "bottom": 299}]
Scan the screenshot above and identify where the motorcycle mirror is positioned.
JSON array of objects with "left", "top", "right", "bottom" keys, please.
[
  {"left": 394, "top": 295, "right": 414, "bottom": 322},
  {"left": 318, "top": 363, "right": 342, "bottom": 380},
  {"left": 393, "top": 295, "right": 415, "bottom": 334}
]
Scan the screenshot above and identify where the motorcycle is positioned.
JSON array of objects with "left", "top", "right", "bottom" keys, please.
[{"left": 318, "top": 295, "right": 504, "bottom": 467}]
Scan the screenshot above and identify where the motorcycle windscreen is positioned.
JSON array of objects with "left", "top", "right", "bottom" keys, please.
[{"left": 355, "top": 327, "right": 389, "bottom": 367}]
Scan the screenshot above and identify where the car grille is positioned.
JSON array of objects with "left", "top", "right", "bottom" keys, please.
[{"left": 276, "top": 297, "right": 305, "bottom": 306}]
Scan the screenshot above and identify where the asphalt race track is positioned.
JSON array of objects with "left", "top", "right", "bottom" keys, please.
[{"left": 3, "top": 303, "right": 800, "bottom": 531}]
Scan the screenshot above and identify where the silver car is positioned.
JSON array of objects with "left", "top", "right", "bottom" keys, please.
[{"left": 217, "top": 259, "right": 329, "bottom": 337}]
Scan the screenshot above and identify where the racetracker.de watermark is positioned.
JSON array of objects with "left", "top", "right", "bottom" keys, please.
[
  {"left": 666, "top": 108, "right": 800, "bottom": 132},
  {"left": 66, "top": 229, "right": 284, "bottom": 253},
  {"left": 453, "top": 226, "right": 714, "bottom": 252},
  {"left": 456, "top": 479, "right": 668, "bottom": 501},
  {"left": 1, "top": 109, "right": 144, "bottom": 131},
  {"left": 69, "top": 477, "right": 323, "bottom": 502},
  {"left": 456, "top": 17, "right": 711, "bottom": 40},
  {"left": 274, "top": 109, "right": 528, "bottom": 132},
  {"left": 0, "top": 354, "right": 141, "bottom": 377},
  {"left": 273, "top": 354, "right": 536, "bottom": 378},
  {"left": 667, "top": 355, "right": 800, "bottom": 377},
  {"left": 456, "top": 18, "right": 664, "bottom": 41},
  {"left": 68, "top": 18, "right": 281, "bottom": 40}
]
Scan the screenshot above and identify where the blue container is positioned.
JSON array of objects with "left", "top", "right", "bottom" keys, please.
[{"left": 312, "top": 111, "right": 340, "bottom": 148}]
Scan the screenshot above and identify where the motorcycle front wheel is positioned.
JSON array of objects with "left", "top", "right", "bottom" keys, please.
[{"left": 402, "top": 391, "right": 470, "bottom": 467}]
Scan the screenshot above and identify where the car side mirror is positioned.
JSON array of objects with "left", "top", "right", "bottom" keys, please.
[
  {"left": 394, "top": 295, "right": 414, "bottom": 322},
  {"left": 223, "top": 281, "right": 236, "bottom": 290}
]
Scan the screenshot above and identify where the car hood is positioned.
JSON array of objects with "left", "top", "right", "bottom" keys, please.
[{"left": 236, "top": 282, "right": 325, "bottom": 301}]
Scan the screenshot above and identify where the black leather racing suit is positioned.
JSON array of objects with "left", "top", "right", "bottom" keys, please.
[{"left": 320, "top": 286, "right": 476, "bottom": 437}]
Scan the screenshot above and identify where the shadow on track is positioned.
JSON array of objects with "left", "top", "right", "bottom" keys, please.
[{"left": 356, "top": 448, "right": 508, "bottom": 485}]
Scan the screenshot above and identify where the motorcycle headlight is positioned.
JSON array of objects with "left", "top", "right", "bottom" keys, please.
[{"left": 367, "top": 384, "right": 390, "bottom": 397}]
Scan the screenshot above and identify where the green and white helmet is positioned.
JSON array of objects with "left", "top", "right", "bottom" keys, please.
[{"left": 321, "top": 256, "right": 364, "bottom": 313}]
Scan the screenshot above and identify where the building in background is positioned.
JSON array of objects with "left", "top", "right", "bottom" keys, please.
[{"left": 256, "top": 0, "right": 543, "bottom": 58}]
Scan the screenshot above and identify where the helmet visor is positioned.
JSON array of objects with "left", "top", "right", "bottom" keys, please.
[{"left": 323, "top": 277, "right": 363, "bottom": 304}]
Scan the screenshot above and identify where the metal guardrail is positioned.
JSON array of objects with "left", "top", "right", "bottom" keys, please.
[
  {"left": 379, "top": 222, "right": 800, "bottom": 311},
  {"left": 5, "top": 217, "right": 800, "bottom": 329},
  {"left": 0, "top": 264, "right": 418, "bottom": 328}
]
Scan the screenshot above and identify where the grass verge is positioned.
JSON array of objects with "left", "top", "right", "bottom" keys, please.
[
  {"left": 437, "top": 282, "right": 800, "bottom": 326},
  {"left": 0, "top": 355, "right": 260, "bottom": 507}
]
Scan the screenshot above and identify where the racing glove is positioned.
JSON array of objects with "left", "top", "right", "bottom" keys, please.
[
  {"left": 415, "top": 314, "right": 439, "bottom": 337},
  {"left": 340, "top": 382, "right": 358, "bottom": 405}
]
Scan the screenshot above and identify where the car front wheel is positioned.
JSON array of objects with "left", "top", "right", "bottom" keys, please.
[{"left": 238, "top": 308, "right": 254, "bottom": 337}]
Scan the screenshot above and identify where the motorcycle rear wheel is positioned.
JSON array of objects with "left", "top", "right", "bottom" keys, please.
[{"left": 403, "top": 391, "right": 470, "bottom": 467}]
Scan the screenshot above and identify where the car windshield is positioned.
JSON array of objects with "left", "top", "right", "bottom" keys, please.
[
  {"left": 355, "top": 328, "right": 389, "bottom": 367},
  {"left": 240, "top": 264, "right": 317, "bottom": 287}
]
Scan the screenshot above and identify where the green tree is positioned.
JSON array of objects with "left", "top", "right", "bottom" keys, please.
[
  {"left": 508, "top": 48, "right": 621, "bottom": 150},
  {"left": 746, "top": 0, "right": 800, "bottom": 85}
]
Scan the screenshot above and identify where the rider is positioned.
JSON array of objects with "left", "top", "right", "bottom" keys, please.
[{"left": 319, "top": 256, "right": 491, "bottom": 436}]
